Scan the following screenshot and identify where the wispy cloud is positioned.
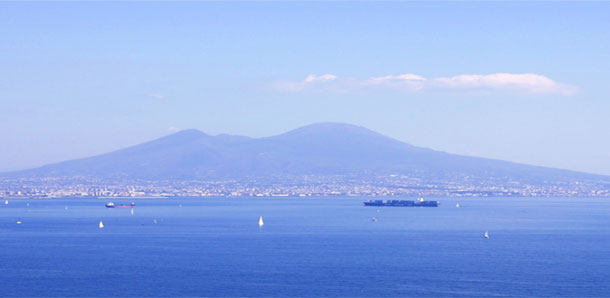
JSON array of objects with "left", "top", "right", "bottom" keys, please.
[
  {"left": 304, "top": 74, "right": 337, "bottom": 83},
  {"left": 367, "top": 73, "right": 427, "bottom": 91},
  {"left": 272, "top": 74, "right": 341, "bottom": 92},
  {"left": 274, "top": 73, "right": 576, "bottom": 95},
  {"left": 166, "top": 126, "right": 180, "bottom": 133}
]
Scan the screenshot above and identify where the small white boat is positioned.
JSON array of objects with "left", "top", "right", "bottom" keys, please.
[
  {"left": 4, "top": 200, "right": 8, "bottom": 205},
  {"left": 153, "top": 219, "right": 158, "bottom": 224},
  {"left": 16, "top": 220, "right": 22, "bottom": 224},
  {"left": 130, "top": 208, "right": 134, "bottom": 215},
  {"left": 456, "top": 203, "right": 460, "bottom": 208},
  {"left": 258, "top": 216, "right": 264, "bottom": 227},
  {"left": 484, "top": 231, "right": 489, "bottom": 239},
  {"left": 98, "top": 220, "right": 104, "bottom": 229}
]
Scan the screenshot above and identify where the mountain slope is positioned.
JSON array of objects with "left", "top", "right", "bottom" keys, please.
[{"left": 4, "top": 123, "right": 609, "bottom": 183}]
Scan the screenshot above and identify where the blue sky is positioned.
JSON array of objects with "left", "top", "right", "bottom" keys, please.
[{"left": 1, "top": 2, "right": 609, "bottom": 175}]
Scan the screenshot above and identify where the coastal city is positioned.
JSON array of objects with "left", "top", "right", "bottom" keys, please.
[
  {"left": 3, "top": 2, "right": 610, "bottom": 298},
  {"left": 2, "top": 175, "right": 608, "bottom": 198}
]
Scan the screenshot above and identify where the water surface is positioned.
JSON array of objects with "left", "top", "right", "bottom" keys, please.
[{"left": 1, "top": 197, "right": 609, "bottom": 297}]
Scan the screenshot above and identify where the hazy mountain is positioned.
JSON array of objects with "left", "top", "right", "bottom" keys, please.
[{"left": 4, "top": 123, "right": 609, "bottom": 184}]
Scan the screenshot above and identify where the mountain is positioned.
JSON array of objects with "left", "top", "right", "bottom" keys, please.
[{"left": 4, "top": 123, "right": 609, "bottom": 185}]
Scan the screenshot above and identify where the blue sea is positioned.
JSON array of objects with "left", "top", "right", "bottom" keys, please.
[{"left": 1, "top": 197, "right": 609, "bottom": 298}]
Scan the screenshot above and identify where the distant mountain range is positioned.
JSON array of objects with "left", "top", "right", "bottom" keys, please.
[{"left": 4, "top": 123, "right": 609, "bottom": 186}]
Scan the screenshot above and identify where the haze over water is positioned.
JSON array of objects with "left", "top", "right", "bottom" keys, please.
[{"left": 1, "top": 197, "right": 609, "bottom": 297}]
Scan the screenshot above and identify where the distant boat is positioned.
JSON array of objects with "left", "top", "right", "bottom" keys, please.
[
  {"left": 371, "top": 217, "right": 378, "bottom": 222},
  {"left": 16, "top": 219, "right": 22, "bottom": 224},
  {"left": 456, "top": 203, "right": 460, "bottom": 208},
  {"left": 258, "top": 216, "right": 264, "bottom": 227},
  {"left": 130, "top": 208, "right": 134, "bottom": 215},
  {"left": 484, "top": 231, "right": 489, "bottom": 239},
  {"left": 364, "top": 198, "right": 439, "bottom": 207},
  {"left": 4, "top": 200, "right": 8, "bottom": 205},
  {"left": 98, "top": 220, "right": 104, "bottom": 229},
  {"left": 105, "top": 202, "right": 135, "bottom": 208},
  {"left": 153, "top": 219, "right": 158, "bottom": 224}
]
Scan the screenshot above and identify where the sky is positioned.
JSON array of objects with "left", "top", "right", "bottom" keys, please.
[{"left": 0, "top": 2, "right": 609, "bottom": 175}]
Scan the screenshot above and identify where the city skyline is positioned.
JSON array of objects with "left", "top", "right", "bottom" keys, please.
[{"left": 1, "top": 2, "right": 609, "bottom": 175}]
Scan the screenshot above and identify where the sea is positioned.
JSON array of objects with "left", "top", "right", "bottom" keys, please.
[{"left": 1, "top": 197, "right": 609, "bottom": 298}]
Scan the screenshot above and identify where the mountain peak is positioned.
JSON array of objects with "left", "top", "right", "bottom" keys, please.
[
  {"left": 274, "top": 122, "right": 386, "bottom": 140},
  {"left": 149, "top": 129, "right": 210, "bottom": 144},
  {"left": 167, "top": 129, "right": 208, "bottom": 138}
]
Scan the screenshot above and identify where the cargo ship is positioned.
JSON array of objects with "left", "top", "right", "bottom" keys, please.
[
  {"left": 105, "top": 202, "right": 136, "bottom": 208},
  {"left": 363, "top": 198, "right": 439, "bottom": 207}
]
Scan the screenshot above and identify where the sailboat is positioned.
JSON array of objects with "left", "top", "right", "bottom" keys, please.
[
  {"left": 153, "top": 219, "right": 158, "bottom": 224},
  {"left": 98, "top": 220, "right": 104, "bottom": 229},
  {"left": 484, "top": 231, "right": 489, "bottom": 239},
  {"left": 258, "top": 216, "right": 264, "bottom": 227},
  {"left": 456, "top": 203, "right": 460, "bottom": 208},
  {"left": 4, "top": 200, "right": 8, "bottom": 205},
  {"left": 130, "top": 208, "right": 134, "bottom": 215}
]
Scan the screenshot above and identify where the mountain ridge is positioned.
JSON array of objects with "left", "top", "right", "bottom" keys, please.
[{"left": 3, "top": 123, "right": 609, "bottom": 184}]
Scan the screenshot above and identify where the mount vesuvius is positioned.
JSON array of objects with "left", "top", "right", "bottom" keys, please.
[{"left": 4, "top": 123, "right": 609, "bottom": 188}]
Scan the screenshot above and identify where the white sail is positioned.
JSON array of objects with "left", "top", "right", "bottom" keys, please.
[
  {"left": 98, "top": 220, "right": 104, "bottom": 229},
  {"left": 258, "top": 216, "right": 264, "bottom": 227},
  {"left": 130, "top": 208, "right": 134, "bottom": 215},
  {"left": 484, "top": 231, "right": 489, "bottom": 239},
  {"left": 4, "top": 200, "right": 8, "bottom": 205},
  {"left": 456, "top": 203, "right": 460, "bottom": 208}
]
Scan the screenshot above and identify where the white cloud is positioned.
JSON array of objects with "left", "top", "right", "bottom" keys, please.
[
  {"left": 273, "top": 73, "right": 576, "bottom": 95},
  {"left": 369, "top": 74, "right": 426, "bottom": 82},
  {"left": 272, "top": 74, "right": 340, "bottom": 92},
  {"left": 166, "top": 126, "right": 180, "bottom": 133},
  {"left": 431, "top": 73, "right": 576, "bottom": 95},
  {"left": 304, "top": 74, "right": 337, "bottom": 83},
  {"left": 367, "top": 73, "right": 427, "bottom": 91}
]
